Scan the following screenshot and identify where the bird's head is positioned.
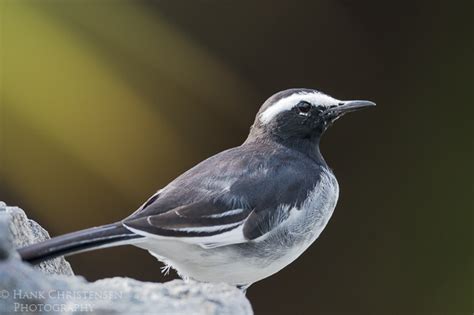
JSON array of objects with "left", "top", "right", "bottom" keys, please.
[{"left": 247, "top": 88, "right": 375, "bottom": 145}]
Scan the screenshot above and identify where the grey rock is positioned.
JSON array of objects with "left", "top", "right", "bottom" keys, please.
[
  {"left": 0, "top": 203, "right": 74, "bottom": 276},
  {"left": 0, "top": 203, "right": 253, "bottom": 315}
]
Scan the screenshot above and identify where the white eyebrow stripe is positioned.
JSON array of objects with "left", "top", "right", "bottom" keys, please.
[{"left": 259, "top": 92, "right": 340, "bottom": 124}]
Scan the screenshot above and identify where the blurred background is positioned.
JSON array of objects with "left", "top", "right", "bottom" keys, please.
[{"left": 0, "top": 0, "right": 471, "bottom": 314}]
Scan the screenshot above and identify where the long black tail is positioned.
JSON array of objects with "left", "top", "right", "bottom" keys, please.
[{"left": 18, "top": 222, "right": 144, "bottom": 264}]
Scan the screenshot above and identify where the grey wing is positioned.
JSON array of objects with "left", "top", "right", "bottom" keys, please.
[
  {"left": 123, "top": 145, "right": 322, "bottom": 247},
  {"left": 123, "top": 197, "right": 254, "bottom": 248}
]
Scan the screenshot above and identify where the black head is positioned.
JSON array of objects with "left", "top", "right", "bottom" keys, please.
[{"left": 246, "top": 88, "right": 375, "bottom": 151}]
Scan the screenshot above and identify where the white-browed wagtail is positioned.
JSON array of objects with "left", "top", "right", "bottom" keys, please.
[{"left": 18, "top": 88, "right": 375, "bottom": 290}]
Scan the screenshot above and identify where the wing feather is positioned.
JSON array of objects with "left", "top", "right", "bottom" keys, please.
[
  {"left": 123, "top": 199, "right": 253, "bottom": 247},
  {"left": 123, "top": 143, "right": 323, "bottom": 247}
]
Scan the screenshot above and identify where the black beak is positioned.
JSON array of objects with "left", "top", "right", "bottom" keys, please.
[{"left": 324, "top": 100, "right": 376, "bottom": 117}]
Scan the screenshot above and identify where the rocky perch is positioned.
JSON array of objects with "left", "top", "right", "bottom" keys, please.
[{"left": 0, "top": 202, "right": 253, "bottom": 315}]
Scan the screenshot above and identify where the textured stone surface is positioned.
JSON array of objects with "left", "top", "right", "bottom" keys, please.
[
  {"left": 0, "top": 202, "right": 253, "bottom": 315},
  {"left": 0, "top": 202, "right": 74, "bottom": 276}
]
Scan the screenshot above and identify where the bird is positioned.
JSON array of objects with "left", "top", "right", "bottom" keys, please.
[{"left": 18, "top": 88, "right": 375, "bottom": 290}]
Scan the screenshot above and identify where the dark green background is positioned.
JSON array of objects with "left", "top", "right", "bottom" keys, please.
[{"left": 0, "top": 1, "right": 471, "bottom": 314}]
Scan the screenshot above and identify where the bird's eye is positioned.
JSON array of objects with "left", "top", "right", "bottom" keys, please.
[{"left": 296, "top": 101, "right": 312, "bottom": 114}]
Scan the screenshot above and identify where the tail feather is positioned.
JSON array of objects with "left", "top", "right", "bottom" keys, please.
[{"left": 18, "top": 222, "right": 144, "bottom": 264}]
